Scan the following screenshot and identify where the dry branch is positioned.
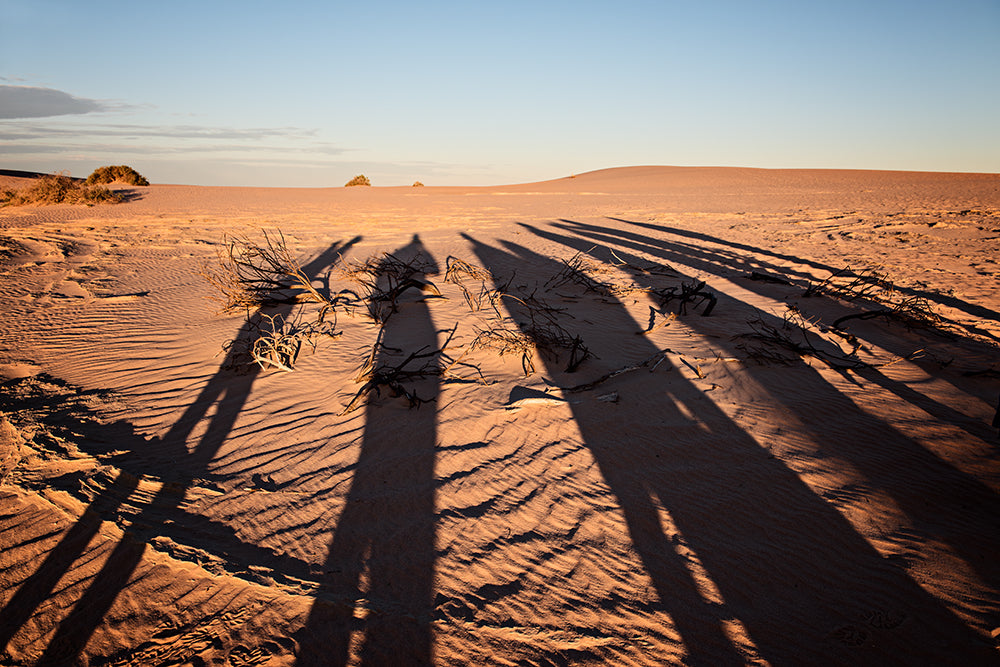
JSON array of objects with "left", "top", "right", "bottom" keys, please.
[
  {"left": 245, "top": 311, "right": 341, "bottom": 372},
  {"left": 444, "top": 256, "right": 493, "bottom": 283},
  {"left": 803, "top": 266, "right": 893, "bottom": 301},
  {"left": 651, "top": 279, "right": 717, "bottom": 316},
  {"left": 638, "top": 307, "right": 677, "bottom": 335},
  {"left": 339, "top": 252, "right": 442, "bottom": 324},
  {"left": 472, "top": 325, "right": 537, "bottom": 376},
  {"left": 342, "top": 345, "right": 441, "bottom": 415},
  {"left": 561, "top": 349, "right": 672, "bottom": 392},
  {"left": 202, "top": 230, "right": 336, "bottom": 313},
  {"left": 831, "top": 296, "right": 943, "bottom": 331},
  {"left": 343, "top": 325, "right": 475, "bottom": 414},
  {"left": 609, "top": 248, "right": 678, "bottom": 276},
  {"left": 736, "top": 309, "right": 874, "bottom": 370}
]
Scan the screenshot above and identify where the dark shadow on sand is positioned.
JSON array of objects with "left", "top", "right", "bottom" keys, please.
[
  {"left": 540, "top": 218, "right": 1000, "bottom": 590},
  {"left": 0, "top": 237, "right": 360, "bottom": 664},
  {"left": 296, "top": 235, "right": 439, "bottom": 666},
  {"left": 612, "top": 217, "right": 1000, "bottom": 336},
  {"left": 465, "top": 230, "right": 996, "bottom": 664}
]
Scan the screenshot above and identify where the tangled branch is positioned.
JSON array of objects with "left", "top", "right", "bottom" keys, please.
[
  {"left": 339, "top": 252, "right": 442, "bottom": 324},
  {"left": 202, "top": 230, "right": 335, "bottom": 313}
]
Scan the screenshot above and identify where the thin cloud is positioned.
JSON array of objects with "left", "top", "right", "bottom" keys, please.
[
  {"left": 0, "top": 85, "right": 107, "bottom": 119},
  {"left": 0, "top": 141, "right": 346, "bottom": 157},
  {"left": 1, "top": 122, "right": 319, "bottom": 140},
  {"left": 0, "top": 121, "right": 340, "bottom": 149},
  {"left": 0, "top": 120, "right": 349, "bottom": 159}
]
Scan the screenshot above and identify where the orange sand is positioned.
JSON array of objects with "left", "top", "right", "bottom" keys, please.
[{"left": 1, "top": 167, "right": 998, "bottom": 665}]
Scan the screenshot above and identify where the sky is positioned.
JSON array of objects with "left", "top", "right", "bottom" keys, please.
[{"left": 1, "top": 1, "right": 998, "bottom": 186}]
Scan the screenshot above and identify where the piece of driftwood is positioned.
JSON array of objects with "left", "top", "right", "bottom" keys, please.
[
  {"left": 679, "top": 356, "right": 705, "bottom": 379},
  {"left": 561, "top": 348, "right": 671, "bottom": 393}
]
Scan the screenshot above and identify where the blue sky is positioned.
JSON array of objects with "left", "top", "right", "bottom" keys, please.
[{"left": 2, "top": 1, "right": 998, "bottom": 186}]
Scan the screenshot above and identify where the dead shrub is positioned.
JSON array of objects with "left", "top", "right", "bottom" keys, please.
[
  {"left": 86, "top": 165, "right": 149, "bottom": 186},
  {"left": 202, "top": 231, "right": 339, "bottom": 314},
  {"left": 1, "top": 173, "right": 121, "bottom": 207},
  {"left": 345, "top": 174, "right": 371, "bottom": 187}
]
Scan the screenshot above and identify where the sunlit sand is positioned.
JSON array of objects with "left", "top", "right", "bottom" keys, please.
[{"left": 1, "top": 166, "right": 998, "bottom": 664}]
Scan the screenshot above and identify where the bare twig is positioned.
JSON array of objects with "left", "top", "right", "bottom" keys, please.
[
  {"left": 803, "top": 266, "right": 893, "bottom": 301},
  {"left": 246, "top": 311, "right": 341, "bottom": 372},
  {"left": 472, "top": 325, "right": 538, "bottom": 376},
  {"left": 339, "top": 252, "right": 442, "bottom": 324},
  {"left": 736, "top": 309, "right": 872, "bottom": 370},
  {"left": 444, "top": 256, "right": 493, "bottom": 283},
  {"left": 202, "top": 230, "right": 337, "bottom": 313},
  {"left": 342, "top": 344, "right": 442, "bottom": 415},
  {"left": 545, "top": 249, "right": 625, "bottom": 297},
  {"left": 651, "top": 279, "right": 717, "bottom": 316},
  {"left": 638, "top": 307, "right": 677, "bottom": 335},
  {"left": 609, "top": 248, "right": 678, "bottom": 276},
  {"left": 561, "top": 348, "right": 672, "bottom": 392}
]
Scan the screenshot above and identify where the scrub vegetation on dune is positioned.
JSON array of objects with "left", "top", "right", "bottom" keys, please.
[
  {"left": 204, "top": 229, "right": 980, "bottom": 413},
  {"left": 0, "top": 165, "right": 148, "bottom": 207},
  {"left": 344, "top": 174, "right": 371, "bottom": 187},
  {"left": 0, "top": 172, "right": 121, "bottom": 207},
  {"left": 85, "top": 165, "right": 150, "bottom": 187}
]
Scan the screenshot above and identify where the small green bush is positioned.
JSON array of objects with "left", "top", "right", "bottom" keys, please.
[
  {"left": 0, "top": 173, "right": 122, "bottom": 207},
  {"left": 345, "top": 174, "right": 371, "bottom": 187},
  {"left": 86, "top": 165, "right": 150, "bottom": 186}
]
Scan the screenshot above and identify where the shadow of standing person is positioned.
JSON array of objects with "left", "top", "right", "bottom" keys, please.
[
  {"left": 543, "top": 218, "right": 1000, "bottom": 592},
  {"left": 296, "top": 235, "right": 439, "bottom": 666},
  {"left": 3, "top": 236, "right": 359, "bottom": 665},
  {"left": 463, "top": 232, "right": 996, "bottom": 665}
]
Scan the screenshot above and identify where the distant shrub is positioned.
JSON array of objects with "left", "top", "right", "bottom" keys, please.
[
  {"left": 412, "top": 181, "right": 424, "bottom": 187},
  {"left": 345, "top": 174, "right": 371, "bottom": 187},
  {"left": 1, "top": 173, "right": 122, "bottom": 207},
  {"left": 86, "top": 165, "right": 149, "bottom": 186}
]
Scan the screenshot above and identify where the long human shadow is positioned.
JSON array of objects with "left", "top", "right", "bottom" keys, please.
[
  {"left": 0, "top": 236, "right": 360, "bottom": 664},
  {"left": 612, "top": 217, "right": 1000, "bottom": 337},
  {"left": 296, "top": 234, "right": 438, "bottom": 666},
  {"left": 540, "top": 218, "right": 1000, "bottom": 592},
  {"left": 465, "top": 233, "right": 995, "bottom": 664},
  {"left": 582, "top": 219, "right": 999, "bottom": 442}
]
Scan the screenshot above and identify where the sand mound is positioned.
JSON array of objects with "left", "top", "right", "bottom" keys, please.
[{"left": 1, "top": 167, "right": 998, "bottom": 665}]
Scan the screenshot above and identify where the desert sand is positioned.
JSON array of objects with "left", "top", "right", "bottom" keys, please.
[{"left": 0, "top": 166, "right": 998, "bottom": 665}]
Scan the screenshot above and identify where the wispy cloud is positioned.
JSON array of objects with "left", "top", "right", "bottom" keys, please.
[
  {"left": 0, "top": 121, "right": 348, "bottom": 157},
  {"left": 0, "top": 109, "right": 465, "bottom": 185},
  {"left": 0, "top": 85, "right": 108, "bottom": 119},
  {"left": 0, "top": 122, "right": 322, "bottom": 141}
]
